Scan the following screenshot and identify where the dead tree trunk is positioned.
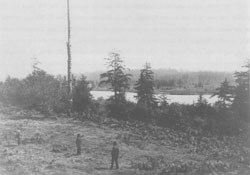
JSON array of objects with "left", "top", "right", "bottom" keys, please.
[{"left": 67, "top": 0, "right": 72, "bottom": 110}]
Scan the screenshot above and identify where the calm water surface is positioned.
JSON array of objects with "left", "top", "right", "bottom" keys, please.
[{"left": 91, "top": 91, "right": 218, "bottom": 104}]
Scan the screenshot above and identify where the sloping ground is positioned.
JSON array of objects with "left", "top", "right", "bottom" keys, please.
[{"left": 0, "top": 105, "right": 250, "bottom": 175}]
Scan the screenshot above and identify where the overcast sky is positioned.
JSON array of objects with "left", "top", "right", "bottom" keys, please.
[{"left": 0, "top": 0, "right": 249, "bottom": 80}]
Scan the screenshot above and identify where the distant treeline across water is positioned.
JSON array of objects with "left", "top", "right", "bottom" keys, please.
[
  {"left": 86, "top": 69, "right": 234, "bottom": 94},
  {"left": 91, "top": 90, "right": 218, "bottom": 104}
]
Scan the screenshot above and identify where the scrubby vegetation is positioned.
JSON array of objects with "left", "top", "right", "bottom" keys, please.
[
  {"left": 0, "top": 103, "right": 250, "bottom": 175},
  {"left": 0, "top": 56, "right": 249, "bottom": 174},
  {"left": 0, "top": 56, "right": 249, "bottom": 136}
]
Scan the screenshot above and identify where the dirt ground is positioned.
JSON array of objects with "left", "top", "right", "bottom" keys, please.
[{"left": 0, "top": 106, "right": 249, "bottom": 175}]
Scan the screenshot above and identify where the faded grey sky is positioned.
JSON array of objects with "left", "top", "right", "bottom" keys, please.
[{"left": 0, "top": 0, "right": 249, "bottom": 80}]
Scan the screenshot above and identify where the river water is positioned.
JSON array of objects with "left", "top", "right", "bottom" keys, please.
[{"left": 90, "top": 91, "right": 218, "bottom": 104}]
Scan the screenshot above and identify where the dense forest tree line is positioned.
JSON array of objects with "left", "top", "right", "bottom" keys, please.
[
  {"left": 0, "top": 60, "right": 93, "bottom": 115},
  {"left": 0, "top": 54, "right": 249, "bottom": 137},
  {"left": 97, "top": 54, "right": 249, "bottom": 136},
  {"left": 85, "top": 68, "right": 234, "bottom": 93}
]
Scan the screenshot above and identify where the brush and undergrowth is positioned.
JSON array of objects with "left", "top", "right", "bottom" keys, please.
[
  {"left": 0, "top": 104, "right": 250, "bottom": 175},
  {"left": 0, "top": 57, "right": 249, "bottom": 174}
]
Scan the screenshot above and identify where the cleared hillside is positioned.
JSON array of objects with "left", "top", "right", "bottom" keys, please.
[{"left": 0, "top": 105, "right": 249, "bottom": 175}]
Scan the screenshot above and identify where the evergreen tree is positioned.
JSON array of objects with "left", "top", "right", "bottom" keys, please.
[
  {"left": 99, "top": 53, "right": 131, "bottom": 119},
  {"left": 211, "top": 78, "right": 234, "bottom": 108},
  {"left": 99, "top": 53, "right": 131, "bottom": 103},
  {"left": 135, "top": 63, "right": 157, "bottom": 113},
  {"left": 195, "top": 93, "right": 215, "bottom": 118},
  {"left": 72, "top": 75, "right": 93, "bottom": 113},
  {"left": 233, "top": 60, "right": 250, "bottom": 122},
  {"left": 159, "top": 94, "right": 169, "bottom": 108},
  {"left": 196, "top": 93, "right": 208, "bottom": 106}
]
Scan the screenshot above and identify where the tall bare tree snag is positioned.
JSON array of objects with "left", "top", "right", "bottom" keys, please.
[{"left": 66, "top": 0, "right": 72, "bottom": 106}]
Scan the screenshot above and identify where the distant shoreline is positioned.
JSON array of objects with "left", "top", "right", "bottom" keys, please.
[{"left": 92, "top": 88, "right": 214, "bottom": 95}]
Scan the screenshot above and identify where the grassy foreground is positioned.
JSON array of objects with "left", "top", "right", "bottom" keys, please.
[{"left": 0, "top": 105, "right": 250, "bottom": 175}]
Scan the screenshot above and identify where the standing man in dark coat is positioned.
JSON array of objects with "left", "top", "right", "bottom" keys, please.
[
  {"left": 76, "top": 134, "right": 82, "bottom": 155},
  {"left": 110, "top": 141, "right": 119, "bottom": 169}
]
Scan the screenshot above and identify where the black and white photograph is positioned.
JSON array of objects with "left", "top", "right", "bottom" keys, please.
[{"left": 0, "top": 0, "right": 249, "bottom": 174}]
